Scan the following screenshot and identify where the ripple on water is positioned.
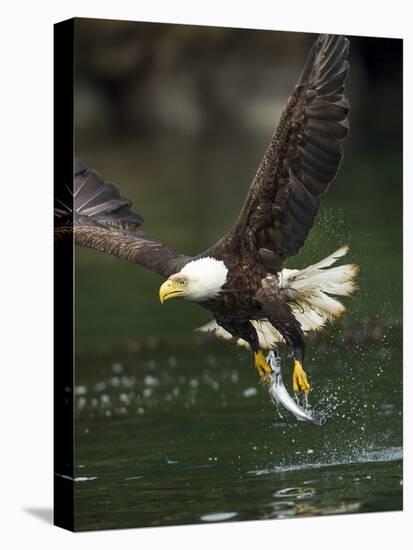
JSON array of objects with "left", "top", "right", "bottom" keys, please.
[
  {"left": 201, "top": 512, "right": 238, "bottom": 522},
  {"left": 274, "top": 487, "right": 316, "bottom": 499},
  {"left": 75, "top": 476, "right": 98, "bottom": 482},
  {"left": 56, "top": 474, "right": 98, "bottom": 482}
]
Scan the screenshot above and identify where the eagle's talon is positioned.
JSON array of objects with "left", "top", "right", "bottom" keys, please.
[{"left": 293, "top": 360, "right": 310, "bottom": 393}]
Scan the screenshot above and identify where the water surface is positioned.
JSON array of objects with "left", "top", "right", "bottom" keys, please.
[
  {"left": 72, "top": 143, "right": 402, "bottom": 531},
  {"left": 73, "top": 339, "right": 402, "bottom": 530}
]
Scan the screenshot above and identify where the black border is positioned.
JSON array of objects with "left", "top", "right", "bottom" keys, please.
[{"left": 53, "top": 17, "right": 75, "bottom": 532}]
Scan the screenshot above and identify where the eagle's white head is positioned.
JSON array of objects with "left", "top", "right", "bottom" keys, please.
[{"left": 159, "top": 257, "right": 228, "bottom": 303}]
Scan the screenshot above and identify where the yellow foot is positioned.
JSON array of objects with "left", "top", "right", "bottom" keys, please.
[
  {"left": 254, "top": 351, "right": 272, "bottom": 384},
  {"left": 293, "top": 360, "right": 310, "bottom": 393}
]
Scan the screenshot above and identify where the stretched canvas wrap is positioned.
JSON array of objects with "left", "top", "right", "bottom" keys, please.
[{"left": 54, "top": 18, "right": 403, "bottom": 532}]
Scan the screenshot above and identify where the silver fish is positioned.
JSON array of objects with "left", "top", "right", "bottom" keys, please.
[{"left": 266, "top": 351, "right": 322, "bottom": 426}]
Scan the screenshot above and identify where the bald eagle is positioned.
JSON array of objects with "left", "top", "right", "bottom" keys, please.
[{"left": 56, "top": 34, "right": 358, "bottom": 393}]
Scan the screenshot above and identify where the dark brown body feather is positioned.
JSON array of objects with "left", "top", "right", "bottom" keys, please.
[{"left": 55, "top": 34, "right": 350, "bottom": 357}]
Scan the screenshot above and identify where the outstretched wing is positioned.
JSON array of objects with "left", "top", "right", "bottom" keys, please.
[
  {"left": 222, "top": 34, "right": 350, "bottom": 272},
  {"left": 55, "top": 159, "right": 191, "bottom": 278}
]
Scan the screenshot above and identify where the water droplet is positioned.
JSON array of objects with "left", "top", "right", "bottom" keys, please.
[
  {"left": 111, "top": 362, "right": 123, "bottom": 374},
  {"left": 243, "top": 387, "right": 257, "bottom": 398},
  {"left": 144, "top": 375, "right": 159, "bottom": 387}
]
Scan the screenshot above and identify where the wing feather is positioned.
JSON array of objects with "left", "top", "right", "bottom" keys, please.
[
  {"left": 217, "top": 34, "right": 350, "bottom": 271},
  {"left": 55, "top": 160, "right": 191, "bottom": 278}
]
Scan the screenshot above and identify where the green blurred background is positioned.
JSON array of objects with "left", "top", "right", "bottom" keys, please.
[
  {"left": 71, "top": 20, "right": 402, "bottom": 531},
  {"left": 74, "top": 20, "right": 402, "bottom": 353}
]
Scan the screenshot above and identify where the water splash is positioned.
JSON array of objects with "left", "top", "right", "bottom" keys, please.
[{"left": 249, "top": 446, "right": 402, "bottom": 476}]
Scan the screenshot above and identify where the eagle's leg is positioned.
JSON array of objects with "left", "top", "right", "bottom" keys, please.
[
  {"left": 216, "top": 318, "right": 272, "bottom": 384},
  {"left": 254, "top": 350, "right": 273, "bottom": 383},
  {"left": 255, "top": 293, "right": 310, "bottom": 393},
  {"left": 292, "top": 360, "right": 310, "bottom": 393},
  {"left": 271, "top": 327, "right": 309, "bottom": 393}
]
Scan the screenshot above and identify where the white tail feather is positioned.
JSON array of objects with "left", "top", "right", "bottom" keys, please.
[
  {"left": 281, "top": 245, "right": 359, "bottom": 330},
  {"left": 196, "top": 246, "right": 359, "bottom": 351}
]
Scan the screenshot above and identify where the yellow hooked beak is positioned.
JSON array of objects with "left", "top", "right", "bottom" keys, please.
[{"left": 159, "top": 279, "right": 186, "bottom": 303}]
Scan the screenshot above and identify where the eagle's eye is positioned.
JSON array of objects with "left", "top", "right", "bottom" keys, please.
[{"left": 180, "top": 279, "right": 187, "bottom": 286}]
